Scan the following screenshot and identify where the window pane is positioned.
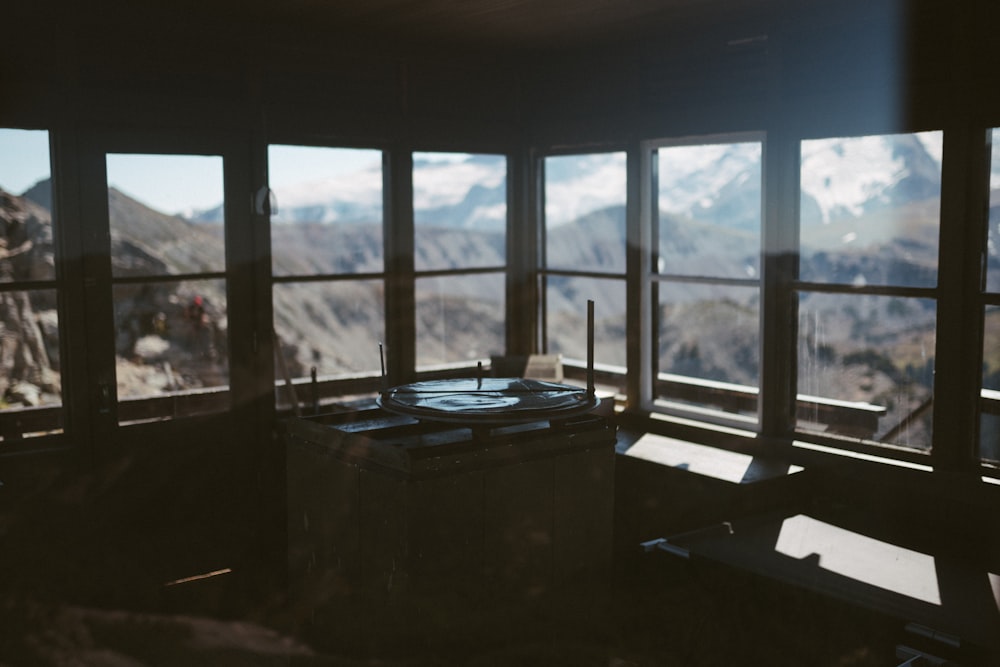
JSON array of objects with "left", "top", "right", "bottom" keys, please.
[
  {"left": 416, "top": 273, "right": 504, "bottom": 368},
  {"left": 0, "top": 289, "right": 62, "bottom": 437},
  {"left": 114, "top": 279, "right": 228, "bottom": 403},
  {"left": 269, "top": 145, "right": 383, "bottom": 276},
  {"left": 545, "top": 276, "right": 626, "bottom": 368},
  {"left": 797, "top": 292, "right": 935, "bottom": 449},
  {"left": 656, "top": 283, "right": 760, "bottom": 421},
  {"left": 273, "top": 279, "right": 385, "bottom": 381},
  {"left": 656, "top": 142, "right": 762, "bottom": 279},
  {"left": 981, "top": 305, "right": 1000, "bottom": 463},
  {"left": 799, "top": 132, "right": 942, "bottom": 288},
  {"left": 1, "top": 130, "right": 62, "bottom": 439},
  {"left": 987, "top": 129, "right": 1000, "bottom": 293},
  {"left": 106, "top": 154, "right": 225, "bottom": 277},
  {"left": 413, "top": 153, "right": 506, "bottom": 271},
  {"left": 545, "top": 153, "right": 626, "bottom": 273},
  {"left": 1, "top": 129, "right": 54, "bottom": 282}
]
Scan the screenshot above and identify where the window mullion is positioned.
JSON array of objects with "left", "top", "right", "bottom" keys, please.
[
  {"left": 759, "top": 130, "right": 800, "bottom": 440},
  {"left": 628, "top": 142, "right": 652, "bottom": 411},
  {"left": 505, "top": 146, "right": 537, "bottom": 356},
  {"left": 932, "top": 124, "right": 989, "bottom": 469},
  {"left": 383, "top": 148, "right": 415, "bottom": 385},
  {"left": 52, "top": 128, "right": 91, "bottom": 450}
]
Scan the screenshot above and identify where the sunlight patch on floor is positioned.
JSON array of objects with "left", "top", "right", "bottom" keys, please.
[{"left": 775, "top": 514, "right": 941, "bottom": 605}]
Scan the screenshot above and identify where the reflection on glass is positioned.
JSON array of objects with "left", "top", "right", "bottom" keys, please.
[
  {"left": 981, "top": 305, "right": 1000, "bottom": 463},
  {"left": 987, "top": 129, "right": 1000, "bottom": 293},
  {"left": 799, "top": 132, "right": 942, "bottom": 288},
  {"left": 657, "top": 142, "right": 761, "bottom": 279},
  {"left": 268, "top": 145, "right": 384, "bottom": 276},
  {"left": 413, "top": 152, "right": 506, "bottom": 272},
  {"left": 273, "top": 280, "right": 385, "bottom": 380},
  {"left": 797, "top": 292, "right": 935, "bottom": 449},
  {"left": 106, "top": 154, "right": 225, "bottom": 276},
  {"left": 545, "top": 153, "right": 626, "bottom": 273},
  {"left": 113, "top": 279, "right": 228, "bottom": 400},
  {"left": 545, "top": 276, "right": 625, "bottom": 368},
  {"left": 416, "top": 273, "right": 504, "bottom": 368},
  {"left": 656, "top": 283, "right": 760, "bottom": 420}
]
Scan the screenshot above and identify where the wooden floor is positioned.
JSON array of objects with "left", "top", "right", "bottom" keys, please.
[
  {"left": 1, "top": 435, "right": 993, "bottom": 665},
  {"left": 0, "top": 554, "right": 910, "bottom": 666}
]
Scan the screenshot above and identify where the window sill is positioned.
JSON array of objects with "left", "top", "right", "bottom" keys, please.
[
  {"left": 614, "top": 410, "right": 1000, "bottom": 510},
  {"left": 617, "top": 430, "right": 804, "bottom": 486}
]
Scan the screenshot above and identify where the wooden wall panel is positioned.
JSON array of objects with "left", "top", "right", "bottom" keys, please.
[
  {"left": 358, "top": 468, "right": 409, "bottom": 605},
  {"left": 483, "top": 458, "right": 555, "bottom": 599},
  {"left": 286, "top": 438, "right": 361, "bottom": 602},
  {"left": 408, "top": 472, "right": 485, "bottom": 592},
  {"left": 552, "top": 446, "right": 615, "bottom": 586}
]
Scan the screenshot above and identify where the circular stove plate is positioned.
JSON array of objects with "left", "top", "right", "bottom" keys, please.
[{"left": 376, "top": 377, "right": 598, "bottom": 424}]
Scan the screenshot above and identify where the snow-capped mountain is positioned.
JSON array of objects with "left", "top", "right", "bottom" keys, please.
[
  {"left": 543, "top": 153, "right": 628, "bottom": 226},
  {"left": 190, "top": 133, "right": 947, "bottom": 235},
  {"left": 800, "top": 132, "right": 942, "bottom": 225},
  {"left": 196, "top": 154, "right": 510, "bottom": 230}
]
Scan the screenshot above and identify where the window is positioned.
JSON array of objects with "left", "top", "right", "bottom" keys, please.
[
  {"left": 980, "top": 128, "right": 1000, "bottom": 464},
  {"left": 105, "top": 153, "right": 229, "bottom": 423},
  {"left": 796, "top": 132, "right": 942, "bottom": 449},
  {"left": 638, "top": 131, "right": 952, "bottom": 456},
  {"left": 0, "top": 128, "right": 62, "bottom": 441},
  {"left": 542, "top": 152, "right": 627, "bottom": 375},
  {"left": 651, "top": 138, "right": 762, "bottom": 423},
  {"left": 413, "top": 152, "right": 506, "bottom": 371},
  {"left": 268, "top": 145, "right": 385, "bottom": 407}
]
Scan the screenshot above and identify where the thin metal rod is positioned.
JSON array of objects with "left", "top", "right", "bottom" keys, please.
[
  {"left": 390, "top": 386, "right": 584, "bottom": 394},
  {"left": 379, "top": 342, "right": 387, "bottom": 396},
  {"left": 274, "top": 328, "right": 300, "bottom": 417},
  {"left": 310, "top": 366, "right": 319, "bottom": 415},
  {"left": 587, "top": 299, "right": 595, "bottom": 397}
]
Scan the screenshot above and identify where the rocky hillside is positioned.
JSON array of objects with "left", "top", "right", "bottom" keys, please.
[{"left": 0, "top": 189, "right": 61, "bottom": 409}]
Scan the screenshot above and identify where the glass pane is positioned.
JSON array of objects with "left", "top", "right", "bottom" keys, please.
[
  {"left": 413, "top": 152, "right": 506, "bottom": 271},
  {"left": 106, "top": 154, "right": 225, "bottom": 277},
  {"left": 545, "top": 153, "right": 626, "bottom": 273},
  {"left": 545, "top": 276, "right": 626, "bottom": 369},
  {"left": 113, "top": 279, "right": 228, "bottom": 403},
  {"left": 269, "top": 145, "right": 383, "bottom": 276},
  {"left": 799, "top": 132, "right": 942, "bottom": 288},
  {"left": 0, "top": 288, "right": 62, "bottom": 438},
  {"left": 1, "top": 129, "right": 54, "bottom": 282},
  {"left": 273, "top": 279, "right": 385, "bottom": 381},
  {"left": 0, "top": 130, "right": 61, "bottom": 440},
  {"left": 416, "top": 273, "right": 504, "bottom": 368},
  {"left": 656, "top": 283, "right": 760, "bottom": 421},
  {"left": 797, "top": 292, "right": 935, "bottom": 449},
  {"left": 656, "top": 141, "right": 762, "bottom": 279},
  {"left": 987, "top": 129, "right": 1000, "bottom": 293},
  {"left": 981, "top": 305, "right": 1000, "bottom": 463}
]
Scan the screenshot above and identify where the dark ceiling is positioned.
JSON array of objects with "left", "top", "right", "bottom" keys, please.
[
  {"left": 243, "top": 0, "right": 768, "bottom": 50},
  {"left": 8, "top": 0, "right": 973, "bottom": 118},
  {"left": 22, "top": 0, "right": 834, "bottom": 55}
]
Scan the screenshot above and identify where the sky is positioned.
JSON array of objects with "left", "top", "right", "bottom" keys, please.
[
  {"left": 106, "top": 153, "right": 225, "bottom": 215},
  {"left": 0, "top": 130, "right": 387, "bottom": 215},
  {"left": 0, "top": 129, "right": 50, "bottom": 195},
  {"left": 0, "top": 134, "right": 457, "bottom": 216}
]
